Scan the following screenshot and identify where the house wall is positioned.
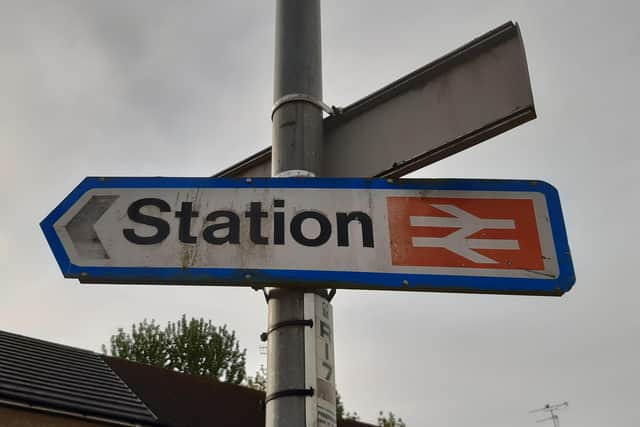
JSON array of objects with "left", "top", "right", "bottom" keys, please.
[{"left": 0, "top": 404, "right": 113, "bottom": 427}]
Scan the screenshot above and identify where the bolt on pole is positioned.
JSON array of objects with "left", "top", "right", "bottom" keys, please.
[{"left": 267, "top": 1, "right": 331, "bottom": 427}]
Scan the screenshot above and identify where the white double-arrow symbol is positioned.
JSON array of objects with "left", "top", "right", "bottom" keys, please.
[{"left": 410, "top": 204, "right": 519, "bottom": 264}]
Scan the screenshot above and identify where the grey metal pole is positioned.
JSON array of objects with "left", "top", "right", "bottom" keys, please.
[
  {"left": 267, "top": 1, "right": 328, "bottom": 427},
  {"left": 272, "top": 0, "right": 323, "bottom": 175}
]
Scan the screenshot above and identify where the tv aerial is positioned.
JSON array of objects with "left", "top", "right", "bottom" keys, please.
[{"left": 529, "top": 402, "right": 568, "bottom": 427}]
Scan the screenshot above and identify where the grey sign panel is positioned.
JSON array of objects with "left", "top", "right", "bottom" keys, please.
[{"left": 215, "top": 22, "right": 535, "bottom": 179}]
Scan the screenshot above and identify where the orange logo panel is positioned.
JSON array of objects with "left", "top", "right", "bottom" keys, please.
[{"left": 387, "top": 197, "right": 544, "bottom": 270}]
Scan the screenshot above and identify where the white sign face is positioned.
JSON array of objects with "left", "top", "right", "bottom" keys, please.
[
  {"left": 41, "top": 177, "right": 574, "bottom": 295},
  {"left": 305, "top": 294, "right": 336, "bottom": 427}
]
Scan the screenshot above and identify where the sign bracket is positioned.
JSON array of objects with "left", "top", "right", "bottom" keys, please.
[{"left": 272, "top": 93, "right": 341, "bottom": 119}]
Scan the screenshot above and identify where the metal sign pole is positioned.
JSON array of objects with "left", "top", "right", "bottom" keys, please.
[{"left": 267, "top": 1, "right": 334, "bottom": 427}]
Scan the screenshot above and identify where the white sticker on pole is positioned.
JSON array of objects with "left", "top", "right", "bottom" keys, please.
[{"left": 305, "top": 293, "right": 336, "bottom": 427}]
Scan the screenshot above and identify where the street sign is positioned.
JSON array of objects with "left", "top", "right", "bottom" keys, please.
[
  {"left": 215, "top": 22, "right": 535, "bottom": 179},
  {"left": 304, "top": 293, "right": 336, "bottom": 427},
  {"left": 41, "top": 177, "right": 574, "bottom": 295}
]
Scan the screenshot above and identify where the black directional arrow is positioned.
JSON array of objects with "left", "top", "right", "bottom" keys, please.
[{"left": 65, "top": 195, "right": 118, "bottom": 260}]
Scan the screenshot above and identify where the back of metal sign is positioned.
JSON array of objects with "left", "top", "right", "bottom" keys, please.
[{"left": 216, "top": 22, "right": 535, "bottom": 179}]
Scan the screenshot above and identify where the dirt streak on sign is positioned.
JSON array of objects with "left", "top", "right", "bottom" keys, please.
[{"left": 41, "top": 177, "right": 574, "bottom": 295}]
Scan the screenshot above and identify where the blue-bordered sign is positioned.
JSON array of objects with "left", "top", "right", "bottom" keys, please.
[{"left": 41, "top": 177, "right": 575, "bottom": 295}]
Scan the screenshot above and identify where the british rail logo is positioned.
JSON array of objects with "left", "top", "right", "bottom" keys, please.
[{"left": 387, "top": 196, "right": 544, "bottom": 269}]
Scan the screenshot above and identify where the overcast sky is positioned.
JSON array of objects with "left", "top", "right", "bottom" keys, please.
[{"left": 1, "top": 1, "right": 639, "bottom": 426}]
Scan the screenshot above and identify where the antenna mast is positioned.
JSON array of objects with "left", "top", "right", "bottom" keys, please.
[{"left": 529, "top": 402, "right": 568, "bottom": 427}]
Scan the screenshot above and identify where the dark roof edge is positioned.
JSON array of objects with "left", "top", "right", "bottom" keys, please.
[
  {"left": 0, "top": 329, "right": 103, "bottom": 357},
  {"left": 103, "top": 355, "right": 267, "bottom": 397},
  {"left": 101, "top": 357, "right": 161, "bottom": 422},
  {"left": 0, "top": 397, "right": 171, "bottom": 427},
  {"left": 0, "top": 330, "right": 165, "bottom": 427}
]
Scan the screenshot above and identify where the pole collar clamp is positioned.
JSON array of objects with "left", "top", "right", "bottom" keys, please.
[
  {"left": 271, "top": 93, "right": 342, "bottom": 120},
  {"left": 260, "top": 319, "right": 313, "bottom": 342},
  {"left": 264, "top": 388, "right": 315, "bottom": 405}
]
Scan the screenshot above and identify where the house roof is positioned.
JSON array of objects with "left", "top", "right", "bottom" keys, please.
[
  {"left": 106, "top": 356, "right": 375, "bottom": 427},
  {"left": 0, "top": 329, "right": 375, "bottom": 427},
  {"left": 105, "top": 356, "right": 264, "bottom": 427},
  {"left": 0, "top": 329, "right": 160, "bottom": 425}
]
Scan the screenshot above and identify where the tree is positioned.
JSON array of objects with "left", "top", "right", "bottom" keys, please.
[
  {"left": 103, "top": 315, "right": 247, "bottom": 384},
  {"left": 336, "top": 392, "right": 345, "bottom": 419},
  {"left": 377, "top": 411, "right": 406, "bottom": 427},
  {"left": 105, "top": 318, "right": 169, "bottom": 367},
  {"left": 336, "top": 392, "right": 359, "bottom": 421},
  {"left": 246, "top": 364, "right": 267, "bottom": 391}
]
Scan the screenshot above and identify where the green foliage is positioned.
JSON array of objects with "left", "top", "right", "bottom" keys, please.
[
  {"left": 246, "top": 364, "right": 267, "bottom": 391},
  {"left": 336, "top": 391, "right": 345, "bottom": 419},
  {"left": 103, "top": 314, "right": 246, "bottom": 384},
  {"left": 339, "top": 393, "right": 406, "bottom": 425},
  {"left": 103, "top": 319, "right": 169, "bottom": 367},
  {"left": 377, "top": 411, "right": 406, "bottom": 427},
  {"left": 336, "top": 392, "right": 359, "bottom": 421}
]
